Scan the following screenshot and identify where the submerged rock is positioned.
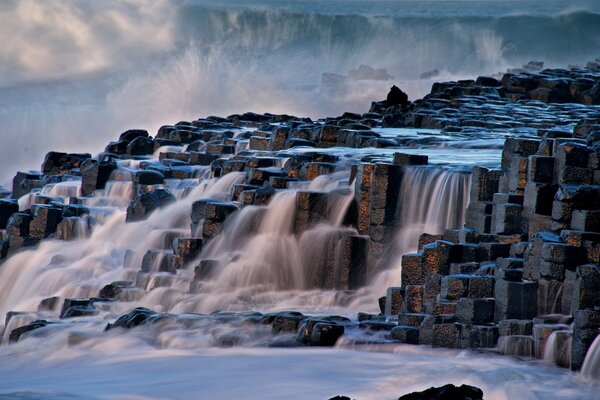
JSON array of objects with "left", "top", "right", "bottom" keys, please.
[
  {"left": 9, "top": 320, "right": 51, "bottom": 343},
  {"left": 105, "top": 307, "right": 166, "bottom": 331}
]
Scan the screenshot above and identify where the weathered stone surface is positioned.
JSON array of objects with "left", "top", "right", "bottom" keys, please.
[
  {"left": 126, "top": 189, "right": 176, "bottom": 222},
  {"left": 572, "top": 264, "right": 600, "bottom": 311},
  {"left": 572, "top": 310, "right": 600, "bottom": 371},
  {"left": 29, "top": 205, "right": 62, "bottom": 239},
  {"left": 385, "top": 287, "right": 405, "bottom": 316},
  {"left": 499, "top": 319, "right": 533, "bottom": 336},
  {"left": 494, "top": 279, "right": 538, "bottom": 322},
  {"left": 432, "top": 321, "right": 460, "bottom": 348},
  {"left": 459, "top": 324, "right": 499, "bottom": 349},
  {"left": 440, "top": 275, "right": 469, "bottom": 301},
  {"left": 456, "top": 298, "right": 495, "bottom": 324},
  {"left": 390, "top": 325, "right": 420, "bottom": 344},
  {"left": 401, "top": 253, "right": 423, "bottom": 286}
]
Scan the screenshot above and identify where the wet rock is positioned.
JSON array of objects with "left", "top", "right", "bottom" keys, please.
[
  {"left": 81, "top": 159, "right": 117, "bottom": 196},
  {"left": 105, "top": 307, "right": 165, "bottom": 331},
  {"left": 0, "top": 199, "right": 19, "bottom": 229},
  {"left": 59, "top": 298, "right": 99, "bottom": 319},
  {"left": 126, "top": 189, "right": 176, "bottom": 222},
  {"left": 298, "top": 316, "right": 348, "bottom": 346},
  {"left": 9, "top": 320, "right": 51, "bottom": 343},
  {"left": 98, "top": 281, "right": 133, "bottom": 300},
  {"left": 393, "top": 152, "right": 428, "bottom": 166},
  {"left": 193, "top": 259, "right": 220, "bottom": 282},
  {"left": 29, "top": 205, "right": 63, "bottom": 239},
  {"left": 358, "top": 320, "right": 397, "bottom": 331},
  {"left": 390, "top": 325, "right": 420, "bottom": 344},
  {"left": 262, "top": 311, "right": 306, "bottom": 334},
  {"left": 173, "top": 238, "right": 203, "bottom": 268},
  {"left": 397, "top": 384, "right": 483, "bottom": 400},
  {"left": 571, "top": 310, "right": 600, "bottom": 370},
  {"left": 12, "top": 171, "right": 43, "bottom": 199},
  {"left": 494, "top": 279, "right": 538, "bottom": 322},
  {"left": 191, "top": 199, "right": 239, "bottom": 239},
  {"left": 456, "top": 298, "right": 495, "bottom": 324}
]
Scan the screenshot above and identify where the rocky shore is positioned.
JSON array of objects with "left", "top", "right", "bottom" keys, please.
[{"left": 1, "top": 60, "right": 600, "bottom": 381}]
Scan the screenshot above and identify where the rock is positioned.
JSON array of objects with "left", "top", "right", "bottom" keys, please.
[
  {"left": 119, "top": 129, "right": 149, "bottom": 142},
  {"left": 41, "top": 151, "right": 90, "bottom": 175},
  {"left": 105, "top": 307, "right": 165, "bottom": 331},
  {"left": 126, "top": 189, "right": 176, "bottom": 222},
  {"left": 81, "top": 159, "right": 117, "bottom": 196},
  {"left": 393, "top": 153, "right": 428, "bottom": 166},
  {"left": 262, "top": 311, "right": 306, "bottom": 334},
  {"left": 29, "top": 205, "right": 63, "bottom": 238},
  {"left": 9, "top": 320, "right": 51, "bottom": 343},
  {"left": 98, "top": 281, "right": 133, "bottom": 300},
  {"left": 456, "top": 298, "right": 495, "bottom": 324},
  {"left": 390, "top": 325, "right": 420, "bottom": 344},
  {"left": 397, "top": 384, "right": 483, "bottom": 400},
  {"left": 12, "top": 171, "right": 42, "bottom": 199},
  {"left": 59, "top": 298, "right": 98, "bottom": 319},
  {"left": 298, "top": 316, "right": 347, "bottom": 346},
  {"left": 0, "top": 199, "right": 19, "bottom": 229},
  {"left": 6, "top": 213, "right": 30, "bottom": 237},
  {"left": 386, "top": 85, "right": 409, "bottom": 108}
]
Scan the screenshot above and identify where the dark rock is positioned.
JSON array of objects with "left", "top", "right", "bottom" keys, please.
[
  {"left": 298, "top": 316, "right": 347, "bottom": 346},
  {"left": 9, "top": 320, "right": 50, "bottom": 343},
  {"left": 127, "top": 136, "right": 154, "bottom": 155},
  {"left": 41, "top": 152, "right": 90, "bottom": 175},
  {"left": 0, "top": 199, "right": 19, "bottom": 229},
  {"left": 12, "top": 171, "right": 42, "bottom": 199},
  {"left": 119, "top": 129, "right": 149, "bottom": 142},
  {"left": 397, "top": 384, "right": 483, "bottom": 400},
  {"left": 105, "top": 307, "right": 165, "bottom": 331},
  {"left": 387, "top": 85, "right": 409, "bottom": 108},
  {"left": 29, "top": 205, "right": 62, "bottom": 238},
  {"left": 59, "top": 298, "right": 101, "bottom": 318},
  {"left": 126, "top": 189, "right": 176, "bottom": 222},
  {"left": 81, "top": 159, "right": 117, "bottom": 196},
  {"left": 98, "top": 281, "right": 133, "bottom": 300}
]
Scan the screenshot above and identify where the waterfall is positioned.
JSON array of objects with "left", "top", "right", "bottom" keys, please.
[
  {"left": 361, "top": 166, "right": 471, "bottom": 297},
  {"left": 582, "top": 334, "right": 600, "bottom": 380},
  {"left": 394, "top": 166, "right": 471, "bottom": 256}
]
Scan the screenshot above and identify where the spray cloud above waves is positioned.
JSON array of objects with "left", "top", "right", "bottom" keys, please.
[{"left": 1, "top": 0, "right": 600, "bottom": 185}]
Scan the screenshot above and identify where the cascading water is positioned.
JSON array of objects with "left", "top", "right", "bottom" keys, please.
[
  {"left": 364, "top": 166, "right": 471, "bottom": 298},
  {"left": 582, "top": 334, "right": 600, "bottom": 380}
]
